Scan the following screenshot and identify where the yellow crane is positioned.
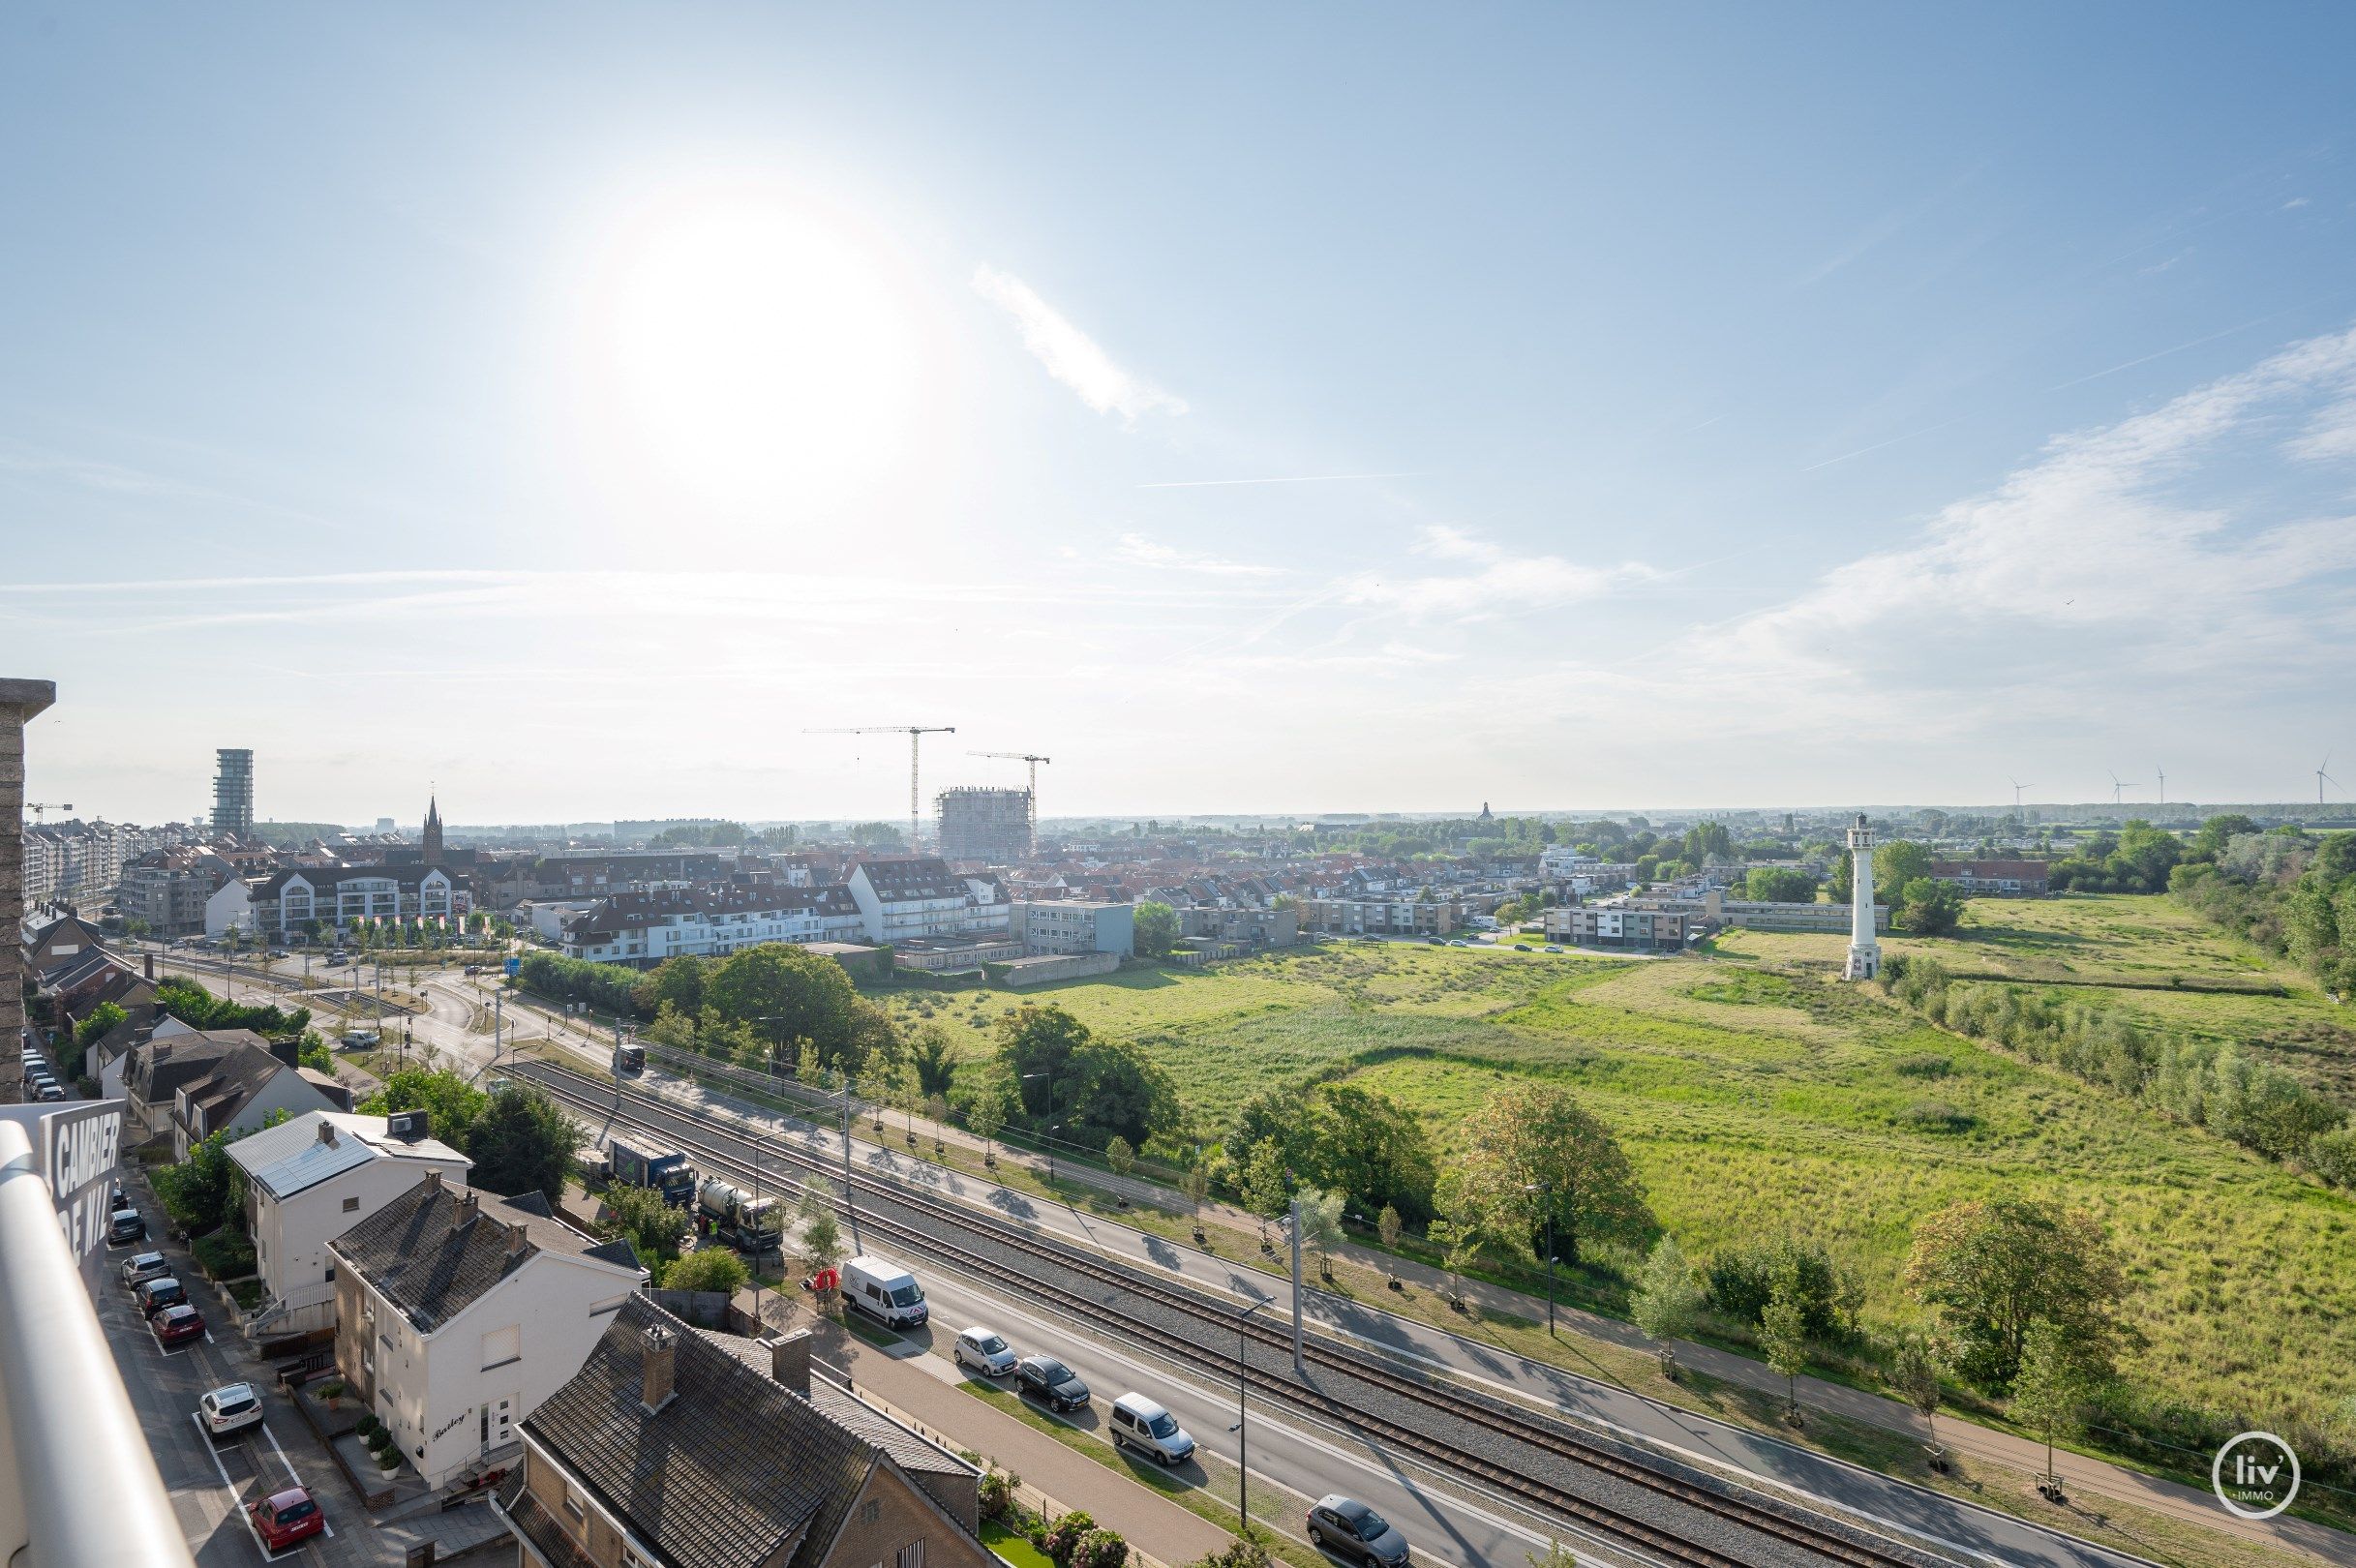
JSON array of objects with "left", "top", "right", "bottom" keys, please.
[{"left": 804, "top": 726, "right": 955, "bottom": 851}]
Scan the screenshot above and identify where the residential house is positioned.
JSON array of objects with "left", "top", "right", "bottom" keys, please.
[
  {"left": 123, "top": 1027, "right": 269, "bottom": 1140},
  {"left": 1012, "top": 900, "right": 1134, "bottom": 957},
  {"left": 251, "top": 863, "right": 468, "bottom": 939},
  {"left": 1929, "top": 859, "right": 2051, "bottom": 897},
  {"left": 169, "top": 1038, "right": 352, "bottom": 1160},
  {"left": 330, "top": 1174, "right": 646, "bottom": 1488},
  {"left": 559, "top": 886, "right": 864, "bottom": 968},
  {"left": 227, "top": 1110, "right": 471, "bottom": 1336},
  {"left": 844, "top": 858, "right": 1011, "bottom": 946},
  {"left": 1176, "top": 907, "right": 1300, "bottom": 949},
  {"left": 496, "top": 1296, "right": 989, "bottom": 1568}
]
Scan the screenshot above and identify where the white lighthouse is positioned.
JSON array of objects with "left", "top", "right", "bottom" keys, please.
[{"left": 1843, "top": 812, "right": 1880, "bottom": 980}]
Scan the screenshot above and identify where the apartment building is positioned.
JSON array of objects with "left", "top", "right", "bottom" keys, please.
[
  {"left": 330, "top": 1174, "right": 646, "bottom": 1488},
  {"left": 228, "top": 1109, "right": 470, "bottom": 1336},
  {"left": 1300, "top": 896, "right": 1463, "bottom": 938},
  {"left": 497, "top": 1297, "right": 988, "bottom": 1568},
  {"left": 1543, "top": 905, "right": 1695, "bottom": 952},
  {"left": 1012, "top": 899, "right": 1134, "bottom": 957},
  {"left": 1930, "top": 859, "right": 2051, "bottom": 896},
  {"left": 844, "top": 858, "right": 1010, "bottom": 945},
  {"left": 559, "top": 886, "right": 865, "bottom": 967},
  {"left": 1177, "top": 906, "right": 1301, "bottom": 949},
  {"left": 120, "top": 848, "right": 227, "bottom": 937},
  {"left": 252, "top": 863, "right": 467, "bottom": 936},
  {"left": 938, "top": 786, "right": 1033, "bottom": 864}
]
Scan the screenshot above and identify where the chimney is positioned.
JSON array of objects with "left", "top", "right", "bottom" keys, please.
[
  {"left": 268, "top": 1038, "right": 300, "bottom": 1070},
  {"left": 768, "top": 1328, "right": 812, "bottom": 1397},
  {"left": 143, "top": 951, "right": 155, "bottom": 980},
  {"left": 505, "top": 1220, "right": 528, "bottom": 1259},
  {"left": 455, "top": 1189, "right": 481, "bottom": 1224},
  {"left": 422, "top": 1166, "right": 443, "bottom": 1195},
  {"left": 640, "top": 1323, "right": 678, "bottom": 1414},
  {"left": 317, "top": 1119, "right": 338, "bottom": 1146}
]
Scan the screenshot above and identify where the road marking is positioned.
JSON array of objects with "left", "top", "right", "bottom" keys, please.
[
  {"left": 263, "top": 1422, "right": 302, "bottom": 1484},
  {"left": 192, "top": 1410, "right": 277, "bottom": 1558}
]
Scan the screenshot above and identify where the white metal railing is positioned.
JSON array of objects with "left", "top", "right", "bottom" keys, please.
[{"left": 0, "top": 1118, "right": 193, "bottom": 1566}]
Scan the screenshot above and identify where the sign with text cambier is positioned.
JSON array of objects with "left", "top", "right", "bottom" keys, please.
[{"left": 0, "top": 1098, "right": 128, "bottom": 1286}]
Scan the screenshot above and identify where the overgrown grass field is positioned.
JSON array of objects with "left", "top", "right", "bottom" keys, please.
[{"left": 884, "top": 902, "right": 2356, "bottom": 1449}]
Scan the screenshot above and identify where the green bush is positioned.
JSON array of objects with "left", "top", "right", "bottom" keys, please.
[
  {"left": 978, "top": 1468, "right": 1018, "bottom": 1523},
  {"left": 191, "top": 1229, "right": 257, "bottom": 1281},
  {"left": 1706, "top": 1235, "right": 1858, "bottom": 1341},
  {"left": 1041, "top": 1510, "right": 1096, "bottom": 1568}
]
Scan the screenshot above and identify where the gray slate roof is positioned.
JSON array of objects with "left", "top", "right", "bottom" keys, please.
[
  {"left": 330, "top": 1178, "right": 635, "bottom": 1332},
  {"left": 519, "top": 1296, "right": 967, "bottom": 1568}
]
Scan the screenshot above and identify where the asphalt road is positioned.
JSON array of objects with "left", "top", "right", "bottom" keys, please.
[
  {"left": 93, "top": 1188, "right": 381, "bottom": 1568},
  {"left": 566, "top": 1061, "right": 2169, "bottom": 1568}
]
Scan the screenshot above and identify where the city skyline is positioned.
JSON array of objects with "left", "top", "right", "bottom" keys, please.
[{"left": 6, "top": 6, "right": 2356, "bottom": 819}]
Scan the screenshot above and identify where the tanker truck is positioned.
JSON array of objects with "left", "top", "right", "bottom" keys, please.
[{"left": 696, "top": 1177, "right": 783, "bottom": 1252}]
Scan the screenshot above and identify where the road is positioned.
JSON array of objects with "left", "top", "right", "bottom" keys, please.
[
  {"left": 93, "top": 1186, "right": 379, "bottom": 1566},
  {"left": 537, "top": 1058, "right": 2189, "bottom": 1568}
]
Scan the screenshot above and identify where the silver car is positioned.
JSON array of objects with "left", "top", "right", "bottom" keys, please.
[
  {"left": 953, "top": 1326, "right": 1016, "bottom": 1377},
  {"left": 198, "top": 1383, "right": 264, "bottom": 1437}
]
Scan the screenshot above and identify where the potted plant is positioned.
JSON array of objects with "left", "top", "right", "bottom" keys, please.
[{"left": 318, "top": 1379, "right": 347, "bottom": 1410}]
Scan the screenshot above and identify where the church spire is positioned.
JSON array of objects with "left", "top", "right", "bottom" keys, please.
[{"left": 422, "top": 791, "right": 444, "bottom": 861}]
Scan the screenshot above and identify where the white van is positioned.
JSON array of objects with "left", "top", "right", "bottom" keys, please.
[
  {"left": 1109, "top": 1393, "right": 1194, "bottom": 1465},
  {"left": 842, "top": 1255, "right": 928, "bottom": 1329}
]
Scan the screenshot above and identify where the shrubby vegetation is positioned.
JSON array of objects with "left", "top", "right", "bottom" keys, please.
[
  {"left": 2044, "top": 819, "right": 2185, "bottom": 894},
  {"left": 359, "top": 1070, "right": 576, "bottom": 1200},
  {"left": 2172, "top": 820, "right": 2356, "bottom": 993},
  {"left": 1886, "top": 955, "right": 2349, "bottom": 1180},
  {"left": 156, "top": 976, "right": 311, "bottom": 1040}
]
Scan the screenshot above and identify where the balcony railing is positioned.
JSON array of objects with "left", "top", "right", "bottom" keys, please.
[{"left": 0, "top": 1117, "right": 193, "bottom": 1566}]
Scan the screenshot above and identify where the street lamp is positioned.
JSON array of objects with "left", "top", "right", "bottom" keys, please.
[
  {"left": 1229, "top": 1296, "right": 1274, "bottom": 1540},
  {"left": 1044, "top": 1125, "right": 1063, "bottom": 1189},
  {"left": 1524, "top": 1182, "right": 1556, "bottom": 1335}
]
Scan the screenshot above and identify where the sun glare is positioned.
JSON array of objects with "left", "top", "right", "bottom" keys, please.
[{"left": 582, "top": 185, "right": 930, "bottom": 520}]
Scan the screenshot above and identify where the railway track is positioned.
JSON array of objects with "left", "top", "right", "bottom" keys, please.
[{"left": 517, "top": 1060, "right": 1942, "bottom": 1568}]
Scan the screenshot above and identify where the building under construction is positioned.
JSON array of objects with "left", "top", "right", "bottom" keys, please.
[{"left": 937, "top": 786, "right": 1033, "bottom": 864}]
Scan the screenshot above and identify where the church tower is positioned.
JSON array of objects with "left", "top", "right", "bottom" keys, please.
[{"left": 422, "top": 795, "right": 444, "bottom": 863}]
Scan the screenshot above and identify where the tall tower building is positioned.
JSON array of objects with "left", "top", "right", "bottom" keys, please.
[
  {"left": 212, "top": 748, "right": 255, "bottom": 840},
  {"left": 421, "top": 795, "right": 444, "bottom": 861},
  {"left": 1843, "top": 812, "right": 1880, "bottom": 980},
  {"left": 937, "top": 787, "right": 1033, "bottom": 864}
]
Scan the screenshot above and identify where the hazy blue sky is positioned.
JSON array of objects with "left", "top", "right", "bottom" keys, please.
[{"left": 6, "top": 4, "right": 2356, "bottom": 824}]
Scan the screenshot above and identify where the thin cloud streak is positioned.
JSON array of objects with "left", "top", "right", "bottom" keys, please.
[
  {"left": 971, "top": 264, "right": 1187, "bottom": 422},
  {"left": 1135, "top": 470, "right": 1423, "bottom": 490}
]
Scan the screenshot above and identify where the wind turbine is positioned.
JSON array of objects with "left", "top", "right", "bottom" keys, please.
[
  {"left": 2156, "top": 764, "right": 2165, "bottom": 806},
  {"left": 2108, "top": 770, "right": 2136, "bottom": 807},
  {"left": 2008, "top": 778, "right": 2030, "bottom": 814},
  {"left": 2323, "top": 755, "right": 2341, "bottom": 806}
]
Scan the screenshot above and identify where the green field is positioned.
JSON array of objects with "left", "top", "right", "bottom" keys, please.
[{"left": 884, "top": 900, "right": 2356, "bottom": 1452}]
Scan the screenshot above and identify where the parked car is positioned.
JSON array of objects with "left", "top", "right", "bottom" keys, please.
[
  {"left": 152, "top": 1303, "right": 205, "bottom": 1347},
  {"left": 36, "top": 1085, "right": 64, "bottom": 1101},
  {"left": 107, "top": 1205, "right": 146, "bottom": 1245},
  {"left": 198, "top": 1382, "right": 265, "bottom": 1436},
  {"left": 1109, "top": 1393, "right": 1194, "bottom": 1465},
  {"left": 120, "top": 1251, "right": 171, "bottom": 1288},
  {"left": 1015, "top": 1355, "right": 1090, "bottom": 1411},
  {"left": 953, "top": 1326, "right": 1017, "bottom": 1377},
  {"left": 267, "top": 949, "right": 289, "bottom": 959},
  {"left": 1307, "top": 1496, "right": 1410, "bottom": 1568},
  {"left": 1544, "top": 945, "right": 1564, "bottom": 953},
  {"left": 248, "top": 1487, "right": 325, "bottom": 1552},
  {"left": 135, "top": 1277, "right": 189, "bottom": 1318},
  {"left": 463, "top": 963, "right": 484, "bottom": 976}
]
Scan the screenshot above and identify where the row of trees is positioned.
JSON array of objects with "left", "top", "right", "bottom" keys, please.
[
  {"left": 2046, "top": 819, "right": 2185, "bottom": 893},
  {"left": 2172, "top": 822, "right": 2356, "bottom": 994},
  {"left": 155, "top": 977, "right": 312, "bottom": 1040},
  {"left": 359, "top": 1070, "right": 580, "bottom": 1200},
  {"left": 1821, "top": 839, "right": 1965, "bottom": 934},
  {"left": 1887, "top": 956, "right": 2354, "bottom": 1184}
]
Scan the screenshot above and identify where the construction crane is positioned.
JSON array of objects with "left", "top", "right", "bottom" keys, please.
[
  {"left": 970, "top": 751, "right": 1052, "bottom": 856},
  {"left": 24, "top": 802, "right": 72, "bottom": 822},
  {"left": 804, "top": 726, "right": 954, "bottom": 852}
]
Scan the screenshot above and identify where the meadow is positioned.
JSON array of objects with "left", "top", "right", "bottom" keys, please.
[{"left": 878, "top": 902, "right": 2356, "bottom": 1453}]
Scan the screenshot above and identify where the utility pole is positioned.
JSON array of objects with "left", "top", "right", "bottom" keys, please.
[
  {"left": 803, "top": 725, "right": 956, "bottom": 851},
  {"left": 1288, "top": 1194, "right": 1305, "bottom": 1376}
]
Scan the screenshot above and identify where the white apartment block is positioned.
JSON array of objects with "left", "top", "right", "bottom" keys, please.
[{"left": 559, "top": 885, "right": 864, "bottom": 967}]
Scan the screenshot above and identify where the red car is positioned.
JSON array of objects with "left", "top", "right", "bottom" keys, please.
[
  {"left": 152, "top": 1304, "right": 205, "bottom": 1347},
  {"left": 248, "top": 1486, "right": 325, "bottom": 1552}
]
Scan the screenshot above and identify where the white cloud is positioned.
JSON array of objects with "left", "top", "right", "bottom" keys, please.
[
  {"left": 2283, "top": 196, "right": 2311, "bottom": 210},
  {"left": 1346, "top": 526, "right": 1661, "bottom": 618},
  {"left": 2287, "top": 397, "right": 2356, "bottom": 462},
  {"left": 1115, "top": 532, "right": 1282, "bottom": 577},
  {"left": 971, "top": 265, "right": 1187, "bottom": 422}
]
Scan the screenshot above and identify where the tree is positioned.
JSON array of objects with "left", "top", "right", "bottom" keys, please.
[
  {"left": 968, "top": 1085, "right": 1008, "bottom": 1164},
  {"left": 1630, "top": 1236, "right": 1706, "bottom": 1376},
  {"left": 467, "top": 1084, "right": 578, "bottom": 1200},
  {"left": 1376, "top": 1204, "right": 1403, "bottom": 1285},
  {"left": 1104, "top": 1135, "right": 1136, "bottom": 1179},
  {"left": 703, "top": 943, "right": 885, "bottom": 1073},
  {"left": 664, "top": 1248, "right": 750, "bottom": 1294},
  {"left": 634, "top": 955, "right": 708, "bottom": 1022},
  {"left": 1890, "top": 1332, "right": 1948, "bottom": 1463},
  {"left": 2010, "top": 1317, "right": 2090, "bottom": 1488},
  {"left": 1744, "top": 867, "right": 1818, "bottom": 904},
  {"left": 994, "top": 1005, "right": 1176, "bottom": 1150},
  {"left": 1898, "top": 877, "right": 1965, "bottom": 936},
  {"left": 1830, "top": 837, "right": 1933, "bottom": 904},
  {"left": 605, "top": 1184, "right": 689, "bottom": 1266},
  {"left": 907, "top": 1025, "right": 959, "bottom": 1097},
  {"left": 1133, "top": 901, "right": 1178, "bottom": 960},
  {"left": 798, "top": 1186, "right": 845, "bottom": 1309},
  {"left": 358, "top": 1069, "right": 490, "bottom": 1150},
  {"left": 1759, "top": 1274, "right": 1810, "bottom": 1423},
  {"left": 1435, "top": 1082, "right": 1648, "bottom": 1266},
  {"left": 152, "top": 1128, "right": 249, "bottom": 1233},
  {"left": 75, "top": 1001, "right": 128, "bottom": 1050},
  {"left": 1901, "top": 1198, "right": 2133, "bottom": 1389},
  {"left": 1295, "top": 1186, "right": 1345, "bottom": 1282},
  {"left": 1226, "top": 1082, "right": 1438, "bottom": 1222}
]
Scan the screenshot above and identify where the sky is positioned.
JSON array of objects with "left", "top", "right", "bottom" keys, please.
[{"left": 5, "top": 3, "right": 2356, "bottom": 826}]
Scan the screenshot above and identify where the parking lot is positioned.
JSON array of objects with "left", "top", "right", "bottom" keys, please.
[{"left": 93, "top": 1181, "right": 391, "bottom": 1567}]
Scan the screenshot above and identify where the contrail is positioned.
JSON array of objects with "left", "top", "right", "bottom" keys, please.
[{"left": 1136, "top": 470, "right": 1423, "bottom": 490}]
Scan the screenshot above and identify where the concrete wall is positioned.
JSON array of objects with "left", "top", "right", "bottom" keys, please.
[{"left": 1, "top": 679, "right": 57, "bottom": 1105}]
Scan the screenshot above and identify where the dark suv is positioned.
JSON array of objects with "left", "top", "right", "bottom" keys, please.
[{"left": 1015, "top": 1354, "right": 1091, "bottom": 1411}]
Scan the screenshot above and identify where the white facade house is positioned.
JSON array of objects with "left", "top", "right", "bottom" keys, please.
[
  {"left": 844, "top": 858, "right": 1012, "bottom": 945},
  {"left": 559, "top": 886, "right": 865, "bottom": 967},
  {"left": 332, "top": 1175, "right": 645, "bottom": 1489},
  {"left": 168, "top": 1040, "right": 350, "bottom": 1161},
  {"left": 204, "top": 876, "right": 257, "bottom": 938},
  {"left": 253, "top": 864, "right": 467, "bottom": 937},
  {"left": 228, "top": 1110, "right": 471, "bottom": 1337}
]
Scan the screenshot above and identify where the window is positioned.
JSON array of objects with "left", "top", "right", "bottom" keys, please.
[
  {"left": 561, "top": 1479, "right": 585, "bottom": 1521},
  {"left": 342, "top": 1195, "right": 361, "bottom": 1213},
  {"left": 481, "top": 1324, "right": 522, "bottom": 1370},
  {"left": 897, "top": 1541, "right": 925, "bottom": 1568}
]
